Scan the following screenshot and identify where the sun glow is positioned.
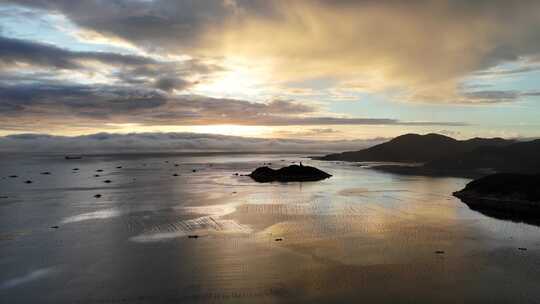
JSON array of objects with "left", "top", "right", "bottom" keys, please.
[
  {"left": 99, "top": 124, "right": 273, "bottom": 138},
  {"left": 192, "top": 57, "right": 272, "bottom": 100},
  {"left": 189, "top": 125, "right": 272, "bottom": 137}
]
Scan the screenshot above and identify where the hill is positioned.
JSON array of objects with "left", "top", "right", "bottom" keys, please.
[
  {"left": 319, "top": 133, "right": 512, "bottom": 163},
  {"left": 373, "top": 139, "right": 540, "bottom": 177}
]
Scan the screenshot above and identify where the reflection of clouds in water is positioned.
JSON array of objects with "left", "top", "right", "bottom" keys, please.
[
  {"left": 181, "top": 204, "right": 237, "bottom": 216},
  {"left": 130, "top": 215, "right": 252, "bottom": 243},
  {"left": 1, "top": 267, "right": 58, "bottom": 290},
  {"left": 131, "top": 203, "right": 251, "bottom": 243},
  {"left": 61, "top": 208, "right": 121, "bottom": 224},
  {"left": 130, "top": 231, "right": 187, "bottom": 243},
  {"left": 338, "top": 188, "right": 408, "bottom": 197}
]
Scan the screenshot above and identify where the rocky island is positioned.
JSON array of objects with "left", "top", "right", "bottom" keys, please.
[
  {"left": 249, "top": 164, "right": 331, "bottom": 183},
  {"left": 453, "top": 173, "right": 540, "bottom": 222}
]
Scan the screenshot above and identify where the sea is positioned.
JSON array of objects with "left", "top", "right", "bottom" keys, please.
[{"left": 1, "top": 153, "right": 539, "bottom": 303}]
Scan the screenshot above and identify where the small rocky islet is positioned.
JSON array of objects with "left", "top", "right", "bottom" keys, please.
[{"left": 249, "top": 164, "right": 331, "bottom": 183}]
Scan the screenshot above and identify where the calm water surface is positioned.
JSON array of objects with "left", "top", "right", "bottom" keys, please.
[{"left": 1, "top": 153, "right": 539, "bottom": 303}]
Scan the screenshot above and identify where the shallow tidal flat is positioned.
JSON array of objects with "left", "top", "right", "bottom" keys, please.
[{"left": 1, "top": 153, "right": 540, "bottom": 303}]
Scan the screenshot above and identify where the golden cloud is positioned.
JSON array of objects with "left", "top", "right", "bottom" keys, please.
[{"left": 198, "top": 1, "right": 540, "bottom": 103}]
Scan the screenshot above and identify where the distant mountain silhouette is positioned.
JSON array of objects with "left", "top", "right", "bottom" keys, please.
[{"left": 319, "top": 133, "right": 512, "bottom": 163}]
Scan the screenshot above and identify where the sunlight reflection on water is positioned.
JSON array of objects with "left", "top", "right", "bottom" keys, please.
[{"left": 1, "top": 153, "right": 540, "bottom": 303}]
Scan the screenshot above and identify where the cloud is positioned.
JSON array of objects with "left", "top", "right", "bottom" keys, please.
[
  {"left": 0, "top": 35, "right": 221, "bottom": 92},
  {"left": 0, "top": 35, "right": 156, "bottom": 69},
  {"left": 205, "top": 1, "right": 540, "bottom": 103},
  {"left": 473, "top": 65, "right": 540, "bottom": 77},
  {"left": 0, "top": 83, "right": 167, "bottom": 118},
  {"left": 454, "top": 90, "right": 540, "bottom": 104},
  {"left": 3, "top": 1, "right": 538, "bottom": 139},
  {"left": 154, "top": 77, "right": 193, "bottom": 92},
  {"left": 5, "top": 0, "right": 244, "bottom": 51},
  {"left": 0, "top": 82, "right": 466, "bottom": 130},
  {"left": 0, "top": 132, "right": 387, "bottom": 153},
  {"left": 272, "top": 128, "right": 341, "bottom": 138},
  {"left": 0, "top": 32, "right": 466, "bottom": 132},
  {"left": 459, "top": 90, "right": 520, "bottom": 104},
  {"left": 8, "top": 1, "right": 540, "bottom": 104},
  {"left": 241, "top": 117, "right": 466, "bottom": 127}
]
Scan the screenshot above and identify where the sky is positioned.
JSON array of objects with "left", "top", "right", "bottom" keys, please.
[{"left": 1, "top": 0, "right": 540, "bottom": 144}]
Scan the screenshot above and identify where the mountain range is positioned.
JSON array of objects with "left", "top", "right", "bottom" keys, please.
[{"left": 318, "top": 133, "right": 540, "bottom": 177}]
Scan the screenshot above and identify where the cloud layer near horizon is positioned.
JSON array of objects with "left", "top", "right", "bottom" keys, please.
[{"left": 0, "top": 132, "right": 386, "bottom": 153}]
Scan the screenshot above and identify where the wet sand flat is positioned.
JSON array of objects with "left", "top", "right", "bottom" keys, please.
[{"left": 1, "top": 153, "right": 540, "bottom": 303}]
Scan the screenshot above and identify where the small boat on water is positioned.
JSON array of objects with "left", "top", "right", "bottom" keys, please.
[{"left": 65, "top": 155, "right": 82, "bottom": 160}]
